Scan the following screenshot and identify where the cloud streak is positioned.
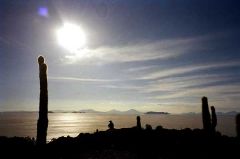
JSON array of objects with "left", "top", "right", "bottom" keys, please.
[
  {"left": 94, "top": 60, "right": 240, "bottom": 111},
  {"left": 62, "top": 35, "right": 206, "bottom": 64},
  {"left": 49, "top": 76, "right": 117, "bottom": 82},
  {"left": 136, "top": 61, "right": 240, "bottom": 80}
]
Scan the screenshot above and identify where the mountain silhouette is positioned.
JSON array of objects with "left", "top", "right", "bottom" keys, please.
[{"left": 105, "top": 109, "right": 142, "bottom": 115}]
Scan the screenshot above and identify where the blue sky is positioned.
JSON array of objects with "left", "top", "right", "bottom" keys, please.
[{"left": 0, "top": 0, "right": 240, "bottom": 113}]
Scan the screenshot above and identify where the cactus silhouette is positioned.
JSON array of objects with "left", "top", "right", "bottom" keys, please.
[
  {"left": 236, "top": 114, "right": 240, "bottom": 138},
  {"left": 36, "top": 56, "right": 48, "bottom": 145},
  {"left": 136, "top": 116, "right": 142, "bottom": 129},
  {"left": 202, "top": 97, "right": 211, "bottom": 132},
  {"left": 210, "top": 106, "right": 217, "bottom": 132}
]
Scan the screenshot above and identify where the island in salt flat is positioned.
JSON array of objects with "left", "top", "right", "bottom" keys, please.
[{"left": 145, "top": 111, "right": 170, "bottom": 115}]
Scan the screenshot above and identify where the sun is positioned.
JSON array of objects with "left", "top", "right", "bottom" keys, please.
[{"left": 56, "top": 23, "right": 86, "bottom": 53}]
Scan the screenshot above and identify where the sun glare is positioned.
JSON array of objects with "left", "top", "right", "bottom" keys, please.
[{"left": 56, "top": 23, "right": 86, "bottom": 53}]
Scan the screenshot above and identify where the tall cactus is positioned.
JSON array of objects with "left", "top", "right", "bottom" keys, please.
[
  {"left": 136, "top": 116, "right": 141, "bottom": 129},
  {"left": 210, "top": 106, "right": 217, "bottom": 132},
  {"left": 236, "top": 114, "right": 240, "bottom": 138},
  {"left": 202, "top": 97, "right": 211, "bottom": 132},
  {"left": 37, "top": 56, "right": 48, "bottom": 145}
]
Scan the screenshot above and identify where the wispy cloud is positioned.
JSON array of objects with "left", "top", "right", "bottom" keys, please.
[
  {"left": 98, "top": 84, "right": 145, "bottom": 91},
  {"left": 62, "top": 35, "right": 205, "bottom": 64},
  {"left": 150, "top": 84, "right": 240, "bottom": 100},
  {"left": 49, "top": 76, "right": 118, "bottom": 82},
  {"left": 94, "top": 60, "right": 240, "bottom": 111},
  {"left": 50, "top": 32, "right": 240, "bottom": 112},
  {"left": 136, "top": 61, "right": 240, "bottom": 80},
  {"left": 124, "top": 65, "right": 158, "bottom": 72},
  {"left": 140, "top": 74, "right": 234, "bottom": 93},
  {"left": 100, "top": 72, "right": 239, "bottom": 96}
]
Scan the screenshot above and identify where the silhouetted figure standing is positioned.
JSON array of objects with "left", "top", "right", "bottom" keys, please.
[
  {"left": 211, "top": 106, "right": 217, "bottom": 132},
  {"left": 202, "top": 97, "right": 211, "bottom": 132},
  {"left": 137, "top": 116, "right": 142, "bottom": 129},
  {"left": 108, "top": 120, "right": 114, "bottom": 130},
  {"left": 37, "top": 56, "right": 48, "bottom": 145},
  {"left": 236, "top": 114, "right": 240, "bottom": 138}
]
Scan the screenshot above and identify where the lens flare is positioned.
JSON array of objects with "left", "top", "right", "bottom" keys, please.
[{"left": 38, "top": 7, "right": 48, "bottom": 17}]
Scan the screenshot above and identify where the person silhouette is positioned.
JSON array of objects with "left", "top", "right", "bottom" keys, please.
[{"left": 108, "top": 120, "right": 114, "bottom": 130}]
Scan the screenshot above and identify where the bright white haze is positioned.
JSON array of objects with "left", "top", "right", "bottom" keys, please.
[{"left": 56, "top": 23, "right": 86, "bottom": 53}]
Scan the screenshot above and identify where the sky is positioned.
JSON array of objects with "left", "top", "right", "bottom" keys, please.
[{"left": 0, "top": 0, "right": 240, "bottom": 113}]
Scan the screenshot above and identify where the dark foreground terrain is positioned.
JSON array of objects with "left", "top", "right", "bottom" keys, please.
[{"left": 0, "top": 127, "right": 239, "bottom": 159}]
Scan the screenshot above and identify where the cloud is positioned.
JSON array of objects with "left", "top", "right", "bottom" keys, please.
[
  {"left": 140, "top": 74, "right": 232, "bottom": 93},
  {"left": 98, "top": 84, "right": 145, "bottom": 91},
  {"left": 124, "top": 65, "right": 158, "bottom": 72},
  {"left": 136, "top": 61, "right": 240, "bottom": 80},
  {"left": 100, "top": 71, "right": 240, "bottom": 98},
  {"left": 93, "top": 60, "right": 240, "bottom": 111},
  {"left": 49, "top": 76, "right": 117, "bottom": 82},
  {"left": 49, "top": 31, "right": 240, "bottom": 112},
  {"left": 62, "top": 35, "right": 205, "bottom": 64},
  {"left": 151, "top": 84, "right": 240, "bottom": 100},
  {"left": 147, "top": 83, "right": 240, "bottom": 112}
]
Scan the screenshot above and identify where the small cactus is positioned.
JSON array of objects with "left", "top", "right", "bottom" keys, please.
[
  {"left": 202, "top": 97, "right": 211, "bottom": 132},
  {"left": 211, "top": 106, "right": 217, "bottom": 132},
  {"left": 136, "top": 116, "right": 142, "bottom": 129},
  {"left": 36, "top": 56, "right": 48, "bottom": 145},
  {"left": 236, "top": 114, "right": 240, "bottom": 138}
]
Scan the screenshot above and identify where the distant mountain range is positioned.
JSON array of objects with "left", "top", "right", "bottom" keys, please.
[
  {"left": 74, "top": 109, "right": 143, "bottom": 115},
  {"left": 216, "top": 111, "right": 239, "bottom": 116},
  {"left": 106, "top": 109, "right": 142, "bottom": 115},
  {"left": 76, "top": 109, "right": 172, "bottom": 115},
  {"left": 1, "top": 110, "right": 239, "bottom": 116},
  {"left": 145, "top": 111, "right": 170, "bottom": 115},
  {"left": 182, "top": 111, "right": 239, "bottom": 116}
]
